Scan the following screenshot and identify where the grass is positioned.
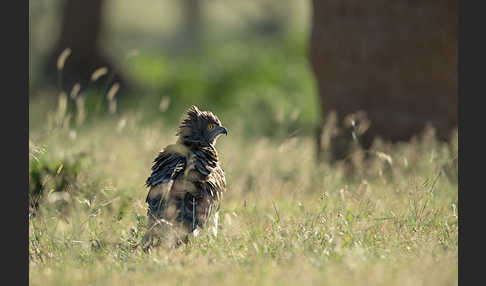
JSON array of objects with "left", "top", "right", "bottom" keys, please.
[
  {"left": 29, "top": 104, "right": 458, "bottom": 285},
  {"left": 30, "top": 35, "right": 318, "bottom": 139}
]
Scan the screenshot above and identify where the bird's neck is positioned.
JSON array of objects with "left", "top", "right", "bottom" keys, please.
[
  {"left": 178, "top": 137, "right": 216, "bottom": 150},
  {"left": 192, "top": 143, "right": 219, "bottom": 164}
]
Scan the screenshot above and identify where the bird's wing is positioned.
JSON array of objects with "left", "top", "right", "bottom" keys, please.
[{"left": 145, "top": 149, "right": 186, "bottom": 213}]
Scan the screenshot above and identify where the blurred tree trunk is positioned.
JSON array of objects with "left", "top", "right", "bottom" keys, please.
[
  {"left": 180, "top": 0, "right": 203, "bottom": 52},
  {"left": 253, "top": 1, "right": 289, "bottom": 38},
  {"left": 44, "top": 0, "right": 123, "bottom": 92},
  {"left": 309, "top": 0, "right": 458, "bottom": 161}
]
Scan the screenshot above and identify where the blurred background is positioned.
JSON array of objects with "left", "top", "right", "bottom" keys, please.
[{"left": 29, "top": 0, "right": 457, "bottom": 160}]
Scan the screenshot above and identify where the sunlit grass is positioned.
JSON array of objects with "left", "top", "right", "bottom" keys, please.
[{"left": 29, "top": 105, "right": 457, "bottom": 285}]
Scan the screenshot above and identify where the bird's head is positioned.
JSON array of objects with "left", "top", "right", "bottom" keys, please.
[{"left": 177, "top": 106, "right": 228, "bottom": 147}]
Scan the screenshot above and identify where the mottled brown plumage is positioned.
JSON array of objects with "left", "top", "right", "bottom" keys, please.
[{"left": 142, "top": 106, "right": 227, "bottom": 249}]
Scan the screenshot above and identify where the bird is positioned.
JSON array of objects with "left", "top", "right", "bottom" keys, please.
[{"left": 141, "top": 106, "right": 228, "bottom": 249}]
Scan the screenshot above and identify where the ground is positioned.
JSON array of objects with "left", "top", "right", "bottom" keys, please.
[{"left": 29, "top": 106, "right": 458, "bottom": 286}]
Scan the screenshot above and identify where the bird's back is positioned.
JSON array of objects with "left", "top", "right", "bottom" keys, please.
[{"left": 143, "top": 142, "right": 226, "bottom": 247}]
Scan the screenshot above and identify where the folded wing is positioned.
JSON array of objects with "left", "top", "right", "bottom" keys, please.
[{"left": 145, "top": 150, "right": 186, "bottom": 213}]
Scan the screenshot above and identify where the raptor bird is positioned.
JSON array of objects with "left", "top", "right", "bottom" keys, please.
[{"left": 142, "top": 106, "right": 227, "bottom": 249}]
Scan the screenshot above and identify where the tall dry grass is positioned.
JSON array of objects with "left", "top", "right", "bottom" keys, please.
[{"left": 29, "top": 99, "right": 457, "bottom": 285}]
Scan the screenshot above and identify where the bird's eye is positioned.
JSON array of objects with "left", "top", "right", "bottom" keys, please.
[{"left": 207, "top": 124, "right": 214, "bottom": 130}]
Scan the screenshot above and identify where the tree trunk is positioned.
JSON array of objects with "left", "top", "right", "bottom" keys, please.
[
  {"left": 309, "top": 0, "right": 458, "bottom": 161},
  {"left": 180, "top": 0, "right": 203, "bottom": 52},
  {"left": 44, "top": 0, "right": 122, "bottom": 92}
]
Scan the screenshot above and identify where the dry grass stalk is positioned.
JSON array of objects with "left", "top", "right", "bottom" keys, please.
[
  {"left": 91, "top": 67, "right": 109, "bottom": 82},
  {"left": 57, "top": 48, "right": 72, "bottom": 71}
]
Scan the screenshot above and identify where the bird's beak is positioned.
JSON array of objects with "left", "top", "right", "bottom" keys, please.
[
  {"left": 208, "top": 126, "right": 228, "bottom": 146},
  {"left": 218, "top": 126, "right": 228, "bottom": 136}
]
